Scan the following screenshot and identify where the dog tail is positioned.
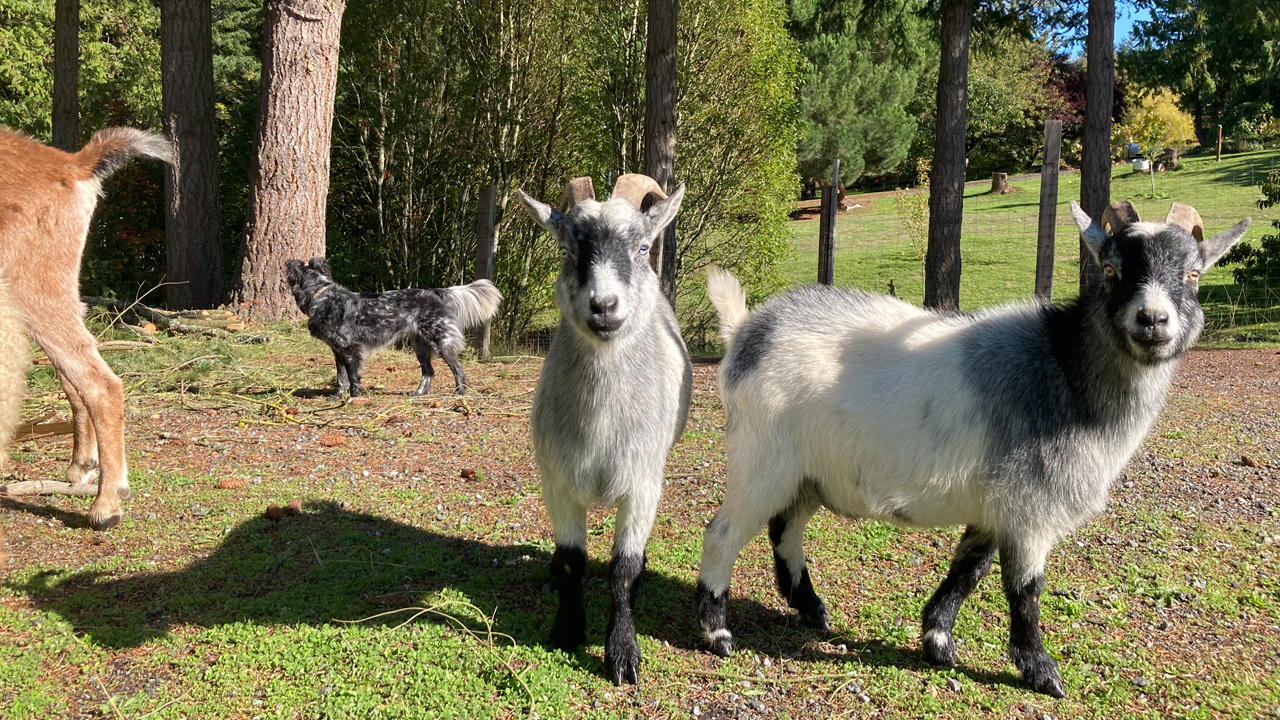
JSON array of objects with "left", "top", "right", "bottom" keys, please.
[
  {"left": 76, "top": 128, "right": 173, "bottom": 181},
  {"left": 0, "top": 276, "right": 28, "bottom": 470},
  {"left": 442, "top": 279, "right": 503, "bottom": 329}
]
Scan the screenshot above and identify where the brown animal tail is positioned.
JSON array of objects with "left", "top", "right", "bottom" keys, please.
[{"left": 75, "top": 128, "right": 173, "bottom": 180}]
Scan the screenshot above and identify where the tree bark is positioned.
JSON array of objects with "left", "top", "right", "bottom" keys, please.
[
  {"left": 1080, "top": 0, "right": 1114, "bottom": 292},
  {"left": 924, "top": 0, "right": 971, "bottom": 311},
  {"left": 162, "top": 0, "right": 223, "bottom": 310},
  {"left": 644, "top": 0, "right": 677, "bottom": 305},
  {"left": 230, "top": 0, "right": 345, "bottom": 321},
  {"left": 53, "top": 0, "right": 78, "bottom": 151}
]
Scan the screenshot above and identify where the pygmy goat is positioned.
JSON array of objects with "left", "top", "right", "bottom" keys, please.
[
  {"left": 516, "top": 174, "right": 692, "bottom": 685},
  {"left": 284, "top": 257, "right": 502, "bottom": 397},
  {"left": 695, "top": 201, "right": 1250, "bottom": 697},
  {"left": 0, "top": 127, "right": 171, "bottom": 530}
]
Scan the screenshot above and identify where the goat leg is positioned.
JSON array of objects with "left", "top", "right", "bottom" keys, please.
[
  {"left": 604, "top": 552, "right": 645, "bottom": 685},
  {"left": 921, "top": 526, "right": 996, "bottom": 666},
  {"left": 1001, "top": 545, "right": 1066, "bottom": 698},
  {"left": 548, "top": 545, "right": 587, "bottom": 653}
]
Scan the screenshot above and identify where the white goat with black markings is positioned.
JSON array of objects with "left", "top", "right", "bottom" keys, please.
[
  {"left": 695, "top": 201, "right": 1250, "bottom": 697},
  {"left": 516, "top": 174, "right": 692, "bottom": 685}
]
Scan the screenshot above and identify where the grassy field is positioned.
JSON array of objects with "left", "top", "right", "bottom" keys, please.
[
  {"left": 1, "top": 320, "right": 1278, "bottom": 719},
  {"left": 782, "top": 149, "right": 1280, "bottom": 344}
]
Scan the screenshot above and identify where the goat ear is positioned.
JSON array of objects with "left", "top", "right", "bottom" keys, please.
[
  {"left": 1070, "top": 201, "right": 1109, "bottom": 266},
  {"left": 645, "top": 183, "right": 685, "bottom": 242},
  {"left": 516, "top": 190, "right": 565, "bottom": 236},
  {"left": 1199, "top": 218, "right": 1251, "bottom": 269}
]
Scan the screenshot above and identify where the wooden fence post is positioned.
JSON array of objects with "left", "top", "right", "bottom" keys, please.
[
  {"left": 473, "top": 184, "right": 498, "bottom": 358},
  {"left": 818, "top": 159, "right": 840, "bottom": 285},
  {"left": 1035, "top": 119, "right": 1063, "bottom": 301}
]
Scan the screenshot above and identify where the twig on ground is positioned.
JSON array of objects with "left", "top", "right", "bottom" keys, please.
[{"left": 339, "top": 600, "right": 538, "bottom": 720}]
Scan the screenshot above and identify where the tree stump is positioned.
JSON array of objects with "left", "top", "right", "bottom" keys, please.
[{"left": 991, "top": 172, "right": 1010, "bottom": 194}]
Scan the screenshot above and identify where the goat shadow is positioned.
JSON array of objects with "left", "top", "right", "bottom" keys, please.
[
  {"left": 6, "top": 500, "right": 1022, "bottom": 689},
  {"left": 0, "top": 501, "right": 878, "bottom": 676}
]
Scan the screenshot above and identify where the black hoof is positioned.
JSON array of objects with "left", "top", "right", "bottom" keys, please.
[
  {"left": 1015, "top": 651, "right": 1066, "bottom": 698},
  {"left": 605, "top": 633, "right": 641, "bottom": 685},
  {"left": 798, "top": 603, "right": 830, "bottom": 632},
  {"left": 708, "top": 635, "right": 733, "bottom": 657},
  {"left": 922, "top": 630, "right": 958, "bottom": 667}
]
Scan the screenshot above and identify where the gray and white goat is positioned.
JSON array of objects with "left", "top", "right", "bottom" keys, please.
[
  {"left": 695, "top": 201, "right": 1250, "bottom": 697},
  {"left": 516, "top": 175, "right": 692, "bottom": 685}
]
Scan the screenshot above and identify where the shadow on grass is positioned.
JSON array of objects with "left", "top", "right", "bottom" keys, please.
[{"left": 3, "top": 499, "right": 1033, "bottom": 692}]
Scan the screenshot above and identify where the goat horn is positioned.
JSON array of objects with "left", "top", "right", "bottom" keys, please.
[
  {"left": 559, "top": 177, "right": 596, "bottom": 212},
  {"left": 610, "top": 173, "right": 668, "bottom": 210},
  {"left": 1165, "top": 202, "right": 1205, "bottom": 242},
  {"left": 1100, "top": 200, "right": 1140, "bottom": 236}
]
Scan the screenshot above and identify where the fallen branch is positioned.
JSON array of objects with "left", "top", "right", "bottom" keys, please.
[
  {"left": 0, "top": 480, "right": 98, "bottom": 497},
  {"left": 82, "top": 296, "right": 235, "bottom": 338},
  {"left": 12, "top": 420, "right": 73, "bottom": 442}
]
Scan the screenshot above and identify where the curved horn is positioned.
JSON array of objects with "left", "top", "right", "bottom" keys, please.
[
  {"left": 1165, "top": 202, "right": 1205, "bottom": 242},
  {"left": 1100, "top": 200, "right": 1140, "bottom": 236},
  {"left": 610, "top": 173, "right": 668, "bottom": 210},
  {"left": 559, "top": 177, "right": 596, "bottom": 212}
]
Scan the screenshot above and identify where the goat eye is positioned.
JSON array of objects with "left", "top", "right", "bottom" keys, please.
[
  {"left": 1103, "top": 265, "right": 1116, "bottom": 278},
  {"left": 1187, "top": 270, "right": 1201, "bottom": 282},
  {"left": 638, "top": 245, "right": 649, "bottom": 256},
  {"left": 559, "top": 247, "right": 569, "bottom": 260}
]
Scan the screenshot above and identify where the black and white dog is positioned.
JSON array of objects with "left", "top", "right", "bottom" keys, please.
[{"left": 285, "top": 257, "right": 502, "bottom": 397}]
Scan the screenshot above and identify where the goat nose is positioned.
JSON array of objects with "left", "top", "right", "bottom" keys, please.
[
  {"left": 590, "top": 295, "right": 618, "bottom": 315},
  {"left": 1136, "top": 308, "right": 1169, "bottom": 328}
]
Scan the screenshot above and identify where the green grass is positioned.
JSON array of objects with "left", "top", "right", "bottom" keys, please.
[
  {"left": 782, "top": 149, "right": 1280, "bottom": 344},
  {"left": 1, "top": 324, "right": 1278, "bottom": 719}
]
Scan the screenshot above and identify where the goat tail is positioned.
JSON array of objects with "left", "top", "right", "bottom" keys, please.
[
  {"left": 442, "top": 279, "right": 503, "bottom": 329},
  {"left": 76, "top": 128, "right": 173, "bottom": 181},
  {"left": 706, "top": 266, "right": 749, "bottom": 345},
  {"left": 0, "top": 277, "right": 28, "bottom": 470}
]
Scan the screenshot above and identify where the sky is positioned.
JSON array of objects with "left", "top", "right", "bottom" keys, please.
[{"left": 1061, "top": 4, "right": 1148, "bottom": 57}]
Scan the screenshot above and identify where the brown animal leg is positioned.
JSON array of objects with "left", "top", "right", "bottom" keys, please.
[
  {"left": 30, "top": 319, "right": 128, "bottom": 531},
  {"left": 58, "top": 376, "right": 101, "bottom": 488}
]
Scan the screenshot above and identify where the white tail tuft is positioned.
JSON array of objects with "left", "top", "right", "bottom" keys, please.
[
  {"left": 442, "top": 279, "right": 503, "bottom": 329},
  {"left": 706, "top": 267, "right": 749, "bottom": 345},
  {"left": 0, "top": 278, "right": 28, "bottom": 470}
]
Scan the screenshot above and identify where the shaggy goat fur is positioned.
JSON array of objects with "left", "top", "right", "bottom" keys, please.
[
  {"left": 517, "top": 176, "right": 692, "bottom": 685},
  {"left": 284, "top": 257, "right": 502, "bottom": 397},
  {"left": 695, "top": 202, "right": 1250, "bottom": 697},
  {"left": 0, "top": 127, "right": 171, "bottom": 531}
]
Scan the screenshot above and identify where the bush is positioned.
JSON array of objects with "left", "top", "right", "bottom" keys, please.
[{"left": 1220, "top": 170, "right": 1280, "bottom": 288}]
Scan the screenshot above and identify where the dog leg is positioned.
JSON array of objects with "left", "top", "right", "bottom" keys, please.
[
  {"left": 410, "top": 337, "right": 434, "bottom": 396},
  {"left": 332, "top": 350, "right": 350, "bottom": 396},
  {"left": 342, "top": 348, "right": 366, "bottom": 398},
  {"left": 439, "top": 343, "right": 466, "bottom": 395}
]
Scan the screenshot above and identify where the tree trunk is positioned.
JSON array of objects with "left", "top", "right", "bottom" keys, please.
[
  {"left": 644, "top": 0, "right": 677, "bottom": 305},
  {"left": 1080, "top": 0, "right": 1114, "bottom": 292},
  {"left": 162, "top": 0, "right": 223, "bottom": 310},
  {"left": 53, "top": 0, "right": 78, "bottom": 151},
  {"left": 230, "top": 0, "right": 345, "bottom": 321},
  {"left": 924, "top": 0, "right": 971, "bottom": 311},
  {"left": 990, "top": 172, "right": 1009, "bottom": 194}
]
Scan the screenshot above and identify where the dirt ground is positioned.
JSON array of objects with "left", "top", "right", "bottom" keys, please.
[{"left": 1, "top": 342, "right": 1277, "bottom": 719}]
